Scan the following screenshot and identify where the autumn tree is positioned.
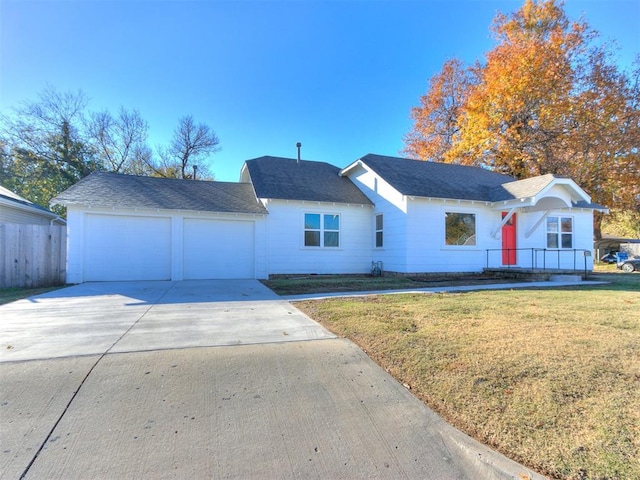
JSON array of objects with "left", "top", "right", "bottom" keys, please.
[
  {"left": 449, "top": 0, "right": 587, "bottom": 178},
  {"left": 403, "top": 59, "right": 479, "bottom": 161},
  {"left": 155, "top": 116, "right": 219, "bottom": 179},
  {"left": 405, "top": 0, "right": 640, "bottom": 238},
  {"left": 562, "top": 54, "right": 640, "bottom": 237}
]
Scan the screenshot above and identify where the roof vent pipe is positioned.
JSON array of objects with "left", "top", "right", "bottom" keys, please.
[{"left": 296, "top": 142, "right": 302, "bottom": 164}]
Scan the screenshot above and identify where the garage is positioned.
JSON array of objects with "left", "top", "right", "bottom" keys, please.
[
  {"left": 53, "top": 172, "right": 268, "bottom": 283},
  {"left": 183, "top": 218, "right": 255, "bottom": 279},
  {"left": 83, "top": 214, "right": 172, "bottom": 281}
]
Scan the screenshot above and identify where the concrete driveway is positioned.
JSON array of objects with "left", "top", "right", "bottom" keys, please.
[
  {"left": 0, "top": 280, "right": 544, "bottom": 480},
  {"left": 0, "top": 280, "right": 334, "bottom": 362}
]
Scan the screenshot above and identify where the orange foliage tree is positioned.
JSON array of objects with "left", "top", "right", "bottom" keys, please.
[
  {"left": 404, "top": 59, "right": 479, "bottom": 161},
  {"left": 404, "top": 0, "right": 639, "bottom": 238}
]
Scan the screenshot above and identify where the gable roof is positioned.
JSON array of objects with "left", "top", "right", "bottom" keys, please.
[
  {"left": 342, "top": 154, "right": 606, "bottom": 210},
  {"left": 0, "top": 184, "right": 64, "bottom": 222},
  {"left": 492, "top": 174, "right": 606, "bottom": 211},
  {"left": 343, "top": 154, "right": 515, "bottom": 202},
  {"left": 490, "top": 174, "right": 557, "bottom": 202},
  {"left": 489, "top": 173, "right": 591, "bottom": 203},
  {"left": 52, "top": 172, "right": 267, "bottom": 215},
  {"left": 243, "top": 156, "right": 373, "bottom": 205}
]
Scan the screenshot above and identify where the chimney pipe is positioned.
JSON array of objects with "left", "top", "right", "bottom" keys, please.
[{"left": 296, "top": 142, "right": 302, "bottom": 164}]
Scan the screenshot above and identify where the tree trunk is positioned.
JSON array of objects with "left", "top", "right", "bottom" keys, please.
[{"left": 593, "top": 211, "right": 604, "bottom": 240}]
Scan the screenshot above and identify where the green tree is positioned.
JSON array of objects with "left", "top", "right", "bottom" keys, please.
[
  {"left": 0, "top": 87, "right": 98, "bottom": 213},
  {"left": 1, "top": 88, "right": 223, "bottom": 213}
]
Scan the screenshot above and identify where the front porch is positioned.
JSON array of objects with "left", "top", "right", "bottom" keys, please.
[
  {"left": 485, "top": 248, "right": 593, "bottom": 279},
  {"left": 483, "top": 267, "right": 589, "bottom": 282}
]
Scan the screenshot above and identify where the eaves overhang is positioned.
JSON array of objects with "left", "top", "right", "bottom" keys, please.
[
  {"left": 0, "top": 195, "right": 61, "bottom": 220},
  {"left": 67, "top": 202, "right": 268, "bottom": 217},
  {"left": 339, "top": 159, "right": 366, "bottom": 177}
]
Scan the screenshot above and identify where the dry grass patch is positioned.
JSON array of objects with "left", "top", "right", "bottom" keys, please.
[
  {"left": 263, "top": 273, "right": 512, "bottom": 295},
  {"left": 295, "top": 280, "right": 639, "bottom": 480},
  {"left": 0, "top": 286, "right": 64, "bottom": 306}
]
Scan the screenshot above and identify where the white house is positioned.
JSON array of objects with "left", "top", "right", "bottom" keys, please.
[
  {"left": 339, "top": 154, "right": 604, "bottom": 274},
  {"left": 52, "top": 154, "right": 606, "bottom": 283}
]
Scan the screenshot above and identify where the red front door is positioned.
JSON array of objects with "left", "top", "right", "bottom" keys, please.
[{"left": 502, "top": 212, "right": 517, "bottom": 265}]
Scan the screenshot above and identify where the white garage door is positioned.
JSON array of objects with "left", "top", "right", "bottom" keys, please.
[
  {"left": 183, "top": 218, "right": 255, "bottom": 279},
  {"left": 84, "top": 214, "right": 171, "bottom": 281}
]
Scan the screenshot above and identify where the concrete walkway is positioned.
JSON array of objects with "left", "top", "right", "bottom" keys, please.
[{"left": 1, "top": 280, "right": 546, "bottom": 480}]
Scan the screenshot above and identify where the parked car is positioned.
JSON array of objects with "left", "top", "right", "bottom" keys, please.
[
  {"left": 619, "top": 258, "right": 640, "bottom": 273},
  {"left": 600, "top": 251, "right": 618, "bottom": 264},
  {"left": 616, "top": 252, "right": 640, "bottom": 273}
]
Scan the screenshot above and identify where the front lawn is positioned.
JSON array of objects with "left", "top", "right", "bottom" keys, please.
[
  {"left": 263, "top": 273, "right": 514, "bottom": 295},
  {"left": 294, "top": 274, "right": 639, "bottom": 480}
]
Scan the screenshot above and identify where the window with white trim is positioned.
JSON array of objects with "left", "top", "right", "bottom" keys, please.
[
  {"left": 304, "top": 213, "right": 340, "bottom": 247},
  {"left": 546, "top": 216, "right": 572, "bottom": 249},
  {"left": 375, "top": 214, "right": 383, "bottom": 248},
  {"left": 445, "top": 212, "right": 476, "bottom": 246}
]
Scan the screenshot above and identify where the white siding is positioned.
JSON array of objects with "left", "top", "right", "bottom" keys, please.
[
  {"left": 538, "top": 184, "right": 577, "bottom": 206},
  {"left": 405, "top": 205, "right": 595, "bottom": 273},
  {"left": 405, "top": 199, "right": 499, "bottom": 273},
  {"left": 263, "top": 200, "right": 373, "bottom": 275},
  {"left": 0, "top": 204, "right": 55, "bottom": 225},
  {"left": 518, "top": 209, "right": 594, "bottom": 270},
  {"left": 347, "top": 164, "right": 409, "bottom": 273}
]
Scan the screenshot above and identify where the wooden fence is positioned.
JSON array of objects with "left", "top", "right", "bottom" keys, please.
[{"left": 0, "top": 224, "right": 66, "bottom": 288}]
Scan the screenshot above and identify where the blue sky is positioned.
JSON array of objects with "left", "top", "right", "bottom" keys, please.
[{"left": 1, "top": 0, "right": 638, "bottom": 182}]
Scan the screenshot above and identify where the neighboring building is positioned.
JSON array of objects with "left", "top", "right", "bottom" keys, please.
[
  {"left": 595, "top": 236, "right": 640, "bottom": 258},
  {"left": 0, "top": 185, "right": 65, "bottom": 226},
  {"left": 53, "top": 154, "right": 606, "bottom": 283}
]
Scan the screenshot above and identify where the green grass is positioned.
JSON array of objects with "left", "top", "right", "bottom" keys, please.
[
  {"left": 294, "top": 273, "right": 639, "bottom": 480},
  {"left": 0, "top": 286, "right": 65, "bottom": 306}
]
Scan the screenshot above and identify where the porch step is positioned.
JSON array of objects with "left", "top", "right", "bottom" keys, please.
[{"left": 548, "top": 274, "right": 582, "bottom": 283}]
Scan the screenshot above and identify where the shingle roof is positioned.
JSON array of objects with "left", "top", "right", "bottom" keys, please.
[
  {"left": 489, "top": 174, "right": 558, "bottom": 202},
  {"left": 353, "top": 154, "right": 515, "bottom": 202},
  {"left": 52, "top": 172, "right": 267, "bottom": 215},
  {"left": 244, "top": 156, "right": 373, "bottom": 205},
  {"left": 573, "top": 200, "right": 608, "bottom": 211}
]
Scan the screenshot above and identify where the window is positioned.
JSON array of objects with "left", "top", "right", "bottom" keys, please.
[
  {"left": 546, "top": 216, "right": 572, "bottom": 249},
  {"left": 445, "top": 212, "right": 476, "bottom": 246},
  {"left": 304, "top": 213, "right": 340, "bottom": 247},
  {"left": 375, "top": 214, "right": 383, "bottom": 248}
]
